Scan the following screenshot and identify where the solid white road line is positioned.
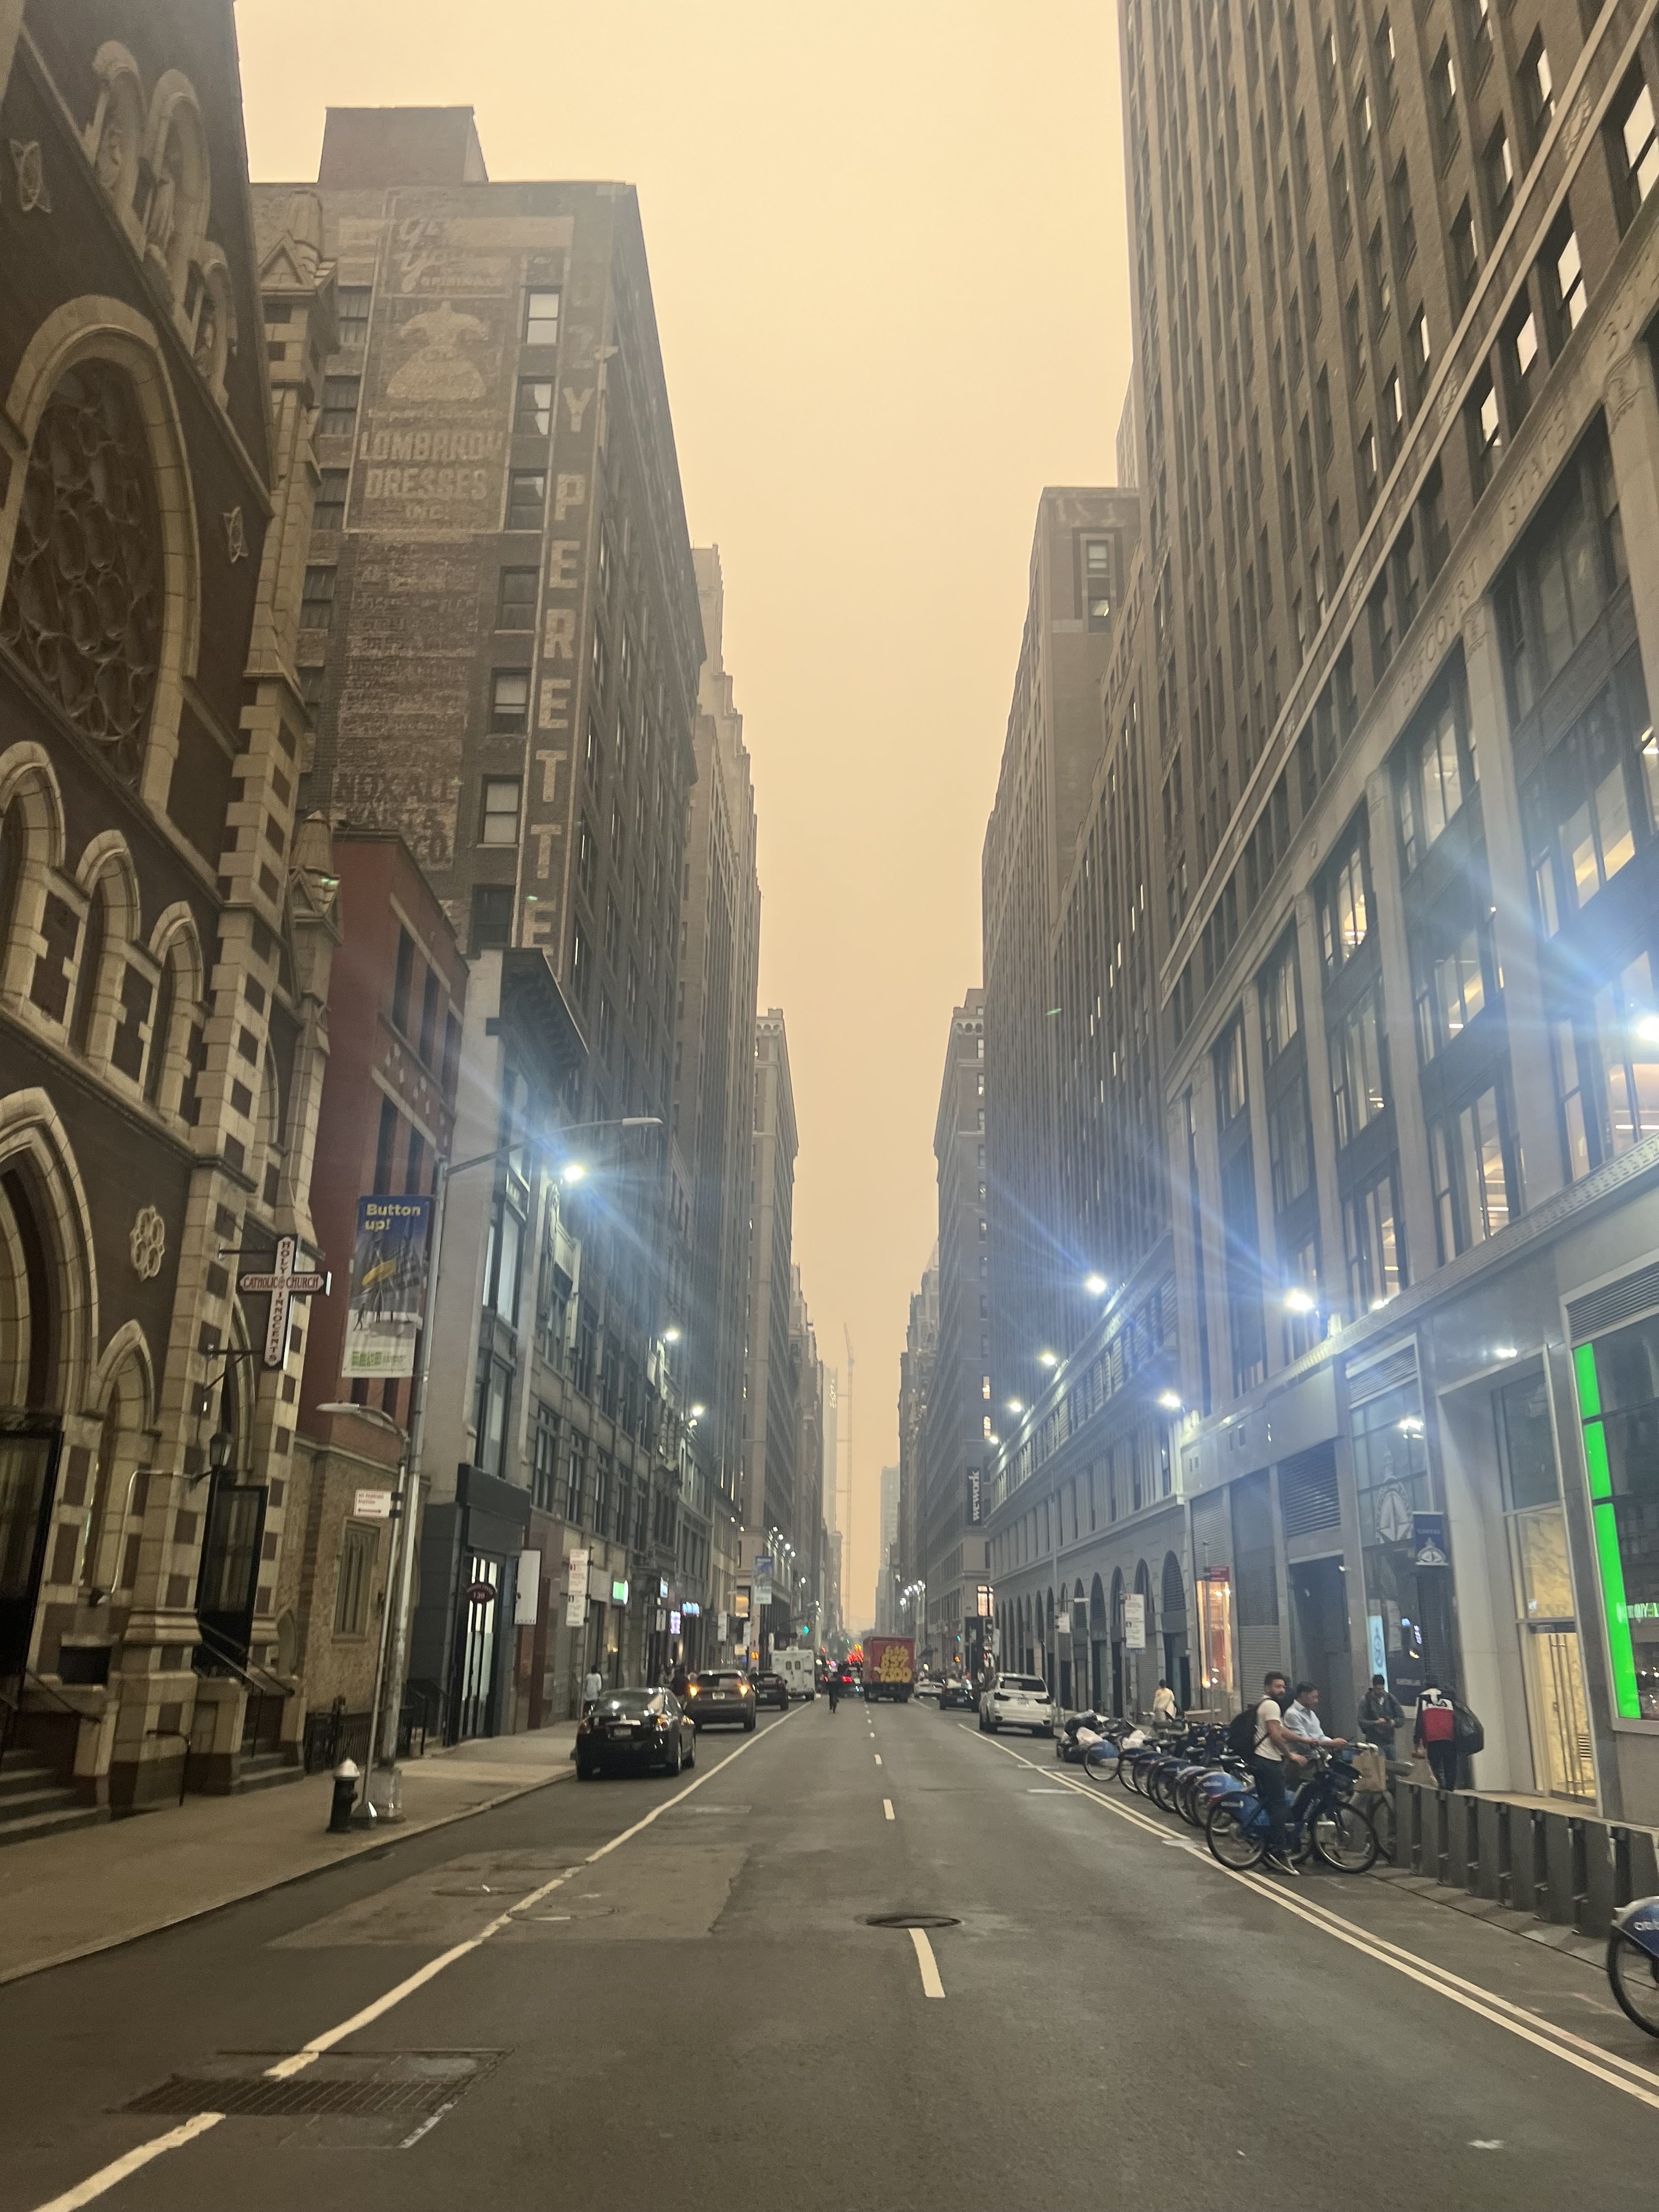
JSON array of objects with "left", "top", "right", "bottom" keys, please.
[
  {"left": 909, "top": 1926, "right": 946, "bottom": 1999},
  {"left": 883, "top": 1799, "right": 895, "bottom": 1821},
  {"left": 30, "top": 2115, "right": 224, "bottom": 2211},
  {"left": 959, "top": 1719, "right": 1659, "bottom": 2114},
  {"left": 30, "top": 1713, "right": 799, "bottom": 2210}
]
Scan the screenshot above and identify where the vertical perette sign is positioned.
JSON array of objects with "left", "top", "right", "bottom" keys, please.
[
  {"left": 964, "top": 1468, "right": 983, "bottom": 1526},
  {"left": 341, "top": 1196, "right": 433, "bottom": 1379}
]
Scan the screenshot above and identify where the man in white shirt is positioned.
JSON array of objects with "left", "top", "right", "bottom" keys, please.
[
  {"left": 1252, "top": 1671, "right": 1313, "bottom": 1874},
  {"left": 581, "top": 1665, "right": 603, "bottom": 1713},
  {"left": 1151, "top": 1679, "right": 1179, "bottom": 1723},
  {"left": 1283, "top": 1682, "right": 1348, "bottom": 1749}
]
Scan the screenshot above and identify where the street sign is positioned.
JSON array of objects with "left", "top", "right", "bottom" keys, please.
[
  {"left": 353, "top": 1489, "right": 393, "bottom": 1520},
  {"left": 565, "top": 1547, "right": 589, "bottom": 1630},
  {"left": 1376, "top": 1480, "right": 1413, "bottom": 1545},
  {"left": 1411, "top": 1512, "right": 1449, "bottom": 1567},
  {"left": 238, "top": 1234, "right": 327, "bottom": 1368},
  {"left": 754, "top": 1552, "right": 773, "bottom": 1580},
  {"left": 1124, "top": 1592, "right": 1147, "bottom": 1650}
]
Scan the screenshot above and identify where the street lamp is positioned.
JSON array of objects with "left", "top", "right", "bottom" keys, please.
[
  {"left": 1037, "top": 1349, "right": 1058, "bottom": 1369},
  {"left": 1083, "top": 1274, "right": 1108, "bottom": 1297},
  {"left": 1157, "top": 1389, "right": 1183, "bottom": 1412},
  {"left": 315, "top": 1400, "right": 409, "bottom": 1822}
]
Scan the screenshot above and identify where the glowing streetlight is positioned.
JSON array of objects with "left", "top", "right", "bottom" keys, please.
[
  {"left": 1157, "top": 1389, "right": 1183, "bottom": 1412},
  {"left": 1083, "top": 1273, "right": 1108, "bottom": 1297},
  {"left": 662, "top": 1326, "right": 682, "bottom": 1343},
  {"left": 1006, "top": 1399, "right": 1025, "bottom": 1415},
  {"left": 1282, "top": 1286, "right": 1317, "bottom": 1315},
  {"left": 1037, "top": 1349, "right": 1059, "bottom": 1369},
  {"left": 690, "top": 1402, "right": 707, "bottom": 1420},
  {"left": 560, "top": 1160, "right": 587, "bottom": 1185}
]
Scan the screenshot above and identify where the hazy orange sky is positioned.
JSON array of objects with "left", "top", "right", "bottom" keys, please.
[{"left": 236, "top": 0, "right": 1133, "bottom": 1629}]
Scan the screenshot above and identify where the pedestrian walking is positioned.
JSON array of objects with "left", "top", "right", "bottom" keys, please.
[
  {"left": 1250, "top": 1670, "right": 1312, "bottom": 1875},
  {"left": 581, "top": 1664, "right": 603, "bottom": 1716},
  {"left": 827, "top": 1671, "right": 841, "bottom": 1715},
  {"left": 670, "top": 1660, "right": 690, "bottom": 1702},
  {"left": 1151, "top": 1678, "right": 1179, "bottom": 1723},
  {"left": 1415, "top": 1682, "right": 1458, "bottom": 1790},
  {"left": 1358, "top": 1673, "right": 1404, "bottom": 1758}
]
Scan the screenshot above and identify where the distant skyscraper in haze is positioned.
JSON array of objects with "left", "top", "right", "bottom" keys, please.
[{"left": 745, "top": 1011, "right": 799, "bottom": 1561}]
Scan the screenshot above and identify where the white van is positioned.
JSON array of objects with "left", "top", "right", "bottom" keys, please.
[{"left": 774, "top": 1648, "right": 817, "bottom": 1700}]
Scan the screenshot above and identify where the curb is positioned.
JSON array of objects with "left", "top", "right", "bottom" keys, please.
[{"left": 0, "top": 1760, "right": 574, "bottom": 1990}]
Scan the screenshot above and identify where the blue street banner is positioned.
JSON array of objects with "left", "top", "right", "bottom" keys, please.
[{"left": 341, "top": 1196, "right": 432, "bottom": 1379}]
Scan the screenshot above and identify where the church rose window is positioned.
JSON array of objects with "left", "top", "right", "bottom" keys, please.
[{"left": 1, "top": 362, "right": 162, "bottom": 784}]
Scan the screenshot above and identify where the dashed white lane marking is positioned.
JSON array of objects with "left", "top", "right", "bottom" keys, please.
[
  {"left": 32, "top": 2115, "right": 225, "bottom": 2211},
  {"left": 874, "top": 1754, "right": 883, "bottom": 1766},
  {"left": 883, "top": 1799, "right": 895, "bottom": 1821},
  {"left": 909, "top": 1925, "right": 946, "bottom": 1999},
  {"left": 959, "top": 1721, "right": 1659, "bottom": 2115},
  {"left": 30, "top": 1714, "right": 800, "bottom": 2209}
]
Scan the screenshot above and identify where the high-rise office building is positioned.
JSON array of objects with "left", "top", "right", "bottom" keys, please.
[
  {"left": 745, "top": 1010, "right": 799, "bottom": 1580},
  {"left": 983, "top": 1, "right": 1659, "bottom": 1815},
  {"left": 677, "top": 547, "right": 761, "bottom": 1613}
]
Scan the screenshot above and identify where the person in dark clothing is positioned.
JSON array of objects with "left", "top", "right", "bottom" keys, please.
[
  {"left": 827, "top": 1672, "right": 841, "bottom": 1714},
  {"left": 1415, "top": 1683, "right": 1458, "bottom": 1790},
  {"left": 1358, "top": 1673, "right": 1404, "bottom": 1757}
]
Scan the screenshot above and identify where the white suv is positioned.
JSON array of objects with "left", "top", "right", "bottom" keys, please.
[{"left": 980, "top": 1673, "right": 1054, "bottom": 1735}]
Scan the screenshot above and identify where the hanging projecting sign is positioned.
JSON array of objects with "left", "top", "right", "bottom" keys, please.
[
  {"left": 565, "top": 1546, "right": 590, "bottom": 1630},
  {"left": 1411, "top": 1512, "right": 1449, "bottom": 1567},
  {"left": 238, "top": 1234, "right": 328, "bottom": 1369},
  {"left": 965, "top": 1468, "right": 983, "bottom": 1526},
  {"left": 341, "top": 1196, "right": 432, "bottom": 1380},
  {"left": 1124, "top": 1593, "right": 1147, "bottom": 1650}
]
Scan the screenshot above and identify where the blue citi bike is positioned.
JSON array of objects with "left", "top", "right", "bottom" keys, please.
[
  {"left": 1203, "top": 1746, "right": 1379, "bottom": 1873},
  {"left": 1608, "top": 1896, "right": 1659, "bottom": 2036}
]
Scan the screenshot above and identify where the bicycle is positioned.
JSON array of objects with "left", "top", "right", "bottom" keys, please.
[
  {"left": 1204, "top": 1749, "right": 1378, "bottom": 1873},
  {"left": 1607, "top": 1896, "right": 1659, "bottom": 2036}
]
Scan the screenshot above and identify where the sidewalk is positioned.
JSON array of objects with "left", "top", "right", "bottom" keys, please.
[{"left": 0, "top": 1724, "right": 578, "bottom": 1987}]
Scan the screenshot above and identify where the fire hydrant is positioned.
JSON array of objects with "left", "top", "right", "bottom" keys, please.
[{"left": 328, "top": 1757, "right": 359, "bottom": 1833}]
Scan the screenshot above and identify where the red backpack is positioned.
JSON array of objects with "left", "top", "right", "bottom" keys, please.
[{"left": 1418, "top": 1698, "right": 1455, "bottom": 1744}]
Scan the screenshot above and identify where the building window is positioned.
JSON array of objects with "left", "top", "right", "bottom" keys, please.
[
  {"left": 515, "top": 377, "right": 554, "bottom": 435},
  {"left": 1414, "top": 925, "right": 1491, "bottom": 1062},
  {"left": 1556, "top": 953, "right": 1659, "bottom": 1175},
  {"left": 1261, "top": 935, "right": 1301, "bottom": 1062},
  {"left": 489, "top": 670, "right": 530, "bottom": 732},
  {"left": 1450, "top": 200, "right": 1479, "bottom": 310},
  {"left": 532, "top": 1404, "right": 561, "bottom": 1514},
  {"left": 523, "top": 288, "right": 562, "bottom": 346},
  {"left": 479, "top": 776, "right": 521, "bottom": 844},
  {"left": 1368, "top": 221, "right": 1392, "bottom": 318},
  {"left": 1358, "top": 422, "right": 1378, "bottom": 513},
  {"left": 497, "top": 568, "right": 538, "bottom": 629},
  {"left": 1396, "top": 685, "right": 1478, "bottom": 872},
  {"left": 1214, "top": 1017, "right": 1248, "bottom": 1127},
  {"left": 319, "top": 375, "right": 360, "bottom": 437},
  {"left": 507, "top": 470, "right": 546, "bottom": 530},
  {"left": 1428, "top": 1083, "right": 1516, "bottom": 1262},
  {"left": 300, "top": 565, "right": 336, "bottom": 629},
  {"left": 1329, "top": 980, "right": 1390, "bottom": 1145},
  {"left": 1467, "top": 366, "right": 1501, "bottom": 493},
  {"left": 313, "top": 468, "right": 348, "bottom": 531},
  {"left": 474, "top": 1356, "right": 512, "bottom": 1479},
  {"left": 335, "top": 287, "right": 371, "bottom": 349},
  {"left": 1343, "top": 1161, "right": 1404, "bottom": 1313},
  {"left": 1430, "top": 40, "right": 1459, "bottom": 164},
  {"left": 333, "top": 1522, "right": 378, "bottom": 1636},
  {"left": 1269, "top": 1070, "right": 1314, "bottom": 1210},
  {"left": 1545, "top": 210, "right": 1587, "bottom": 343},
  {"left": 1319, "top": 830, "right": 1370, "bottom": 972},
  {"left": 1521, "top": 32, "right": 1554, "bottom": 152},
  {"left": 1613, "top": 70, "right": 1659, "bottom": 226},
  {"left": 1390, "top": 158, "right": 1416, "bottom": 269},
  {"left": 1084, "top": 537, "right": 1114, "bottom": 627},
  {"left": 471, "top": 884, "right": 513, "bottom": 953},
  {"left": 1483, "top": 119, "right": 1515, "bottom": 226},
  {"left": 1499, "top": 429, "right": 1627, "bottom": 719}
]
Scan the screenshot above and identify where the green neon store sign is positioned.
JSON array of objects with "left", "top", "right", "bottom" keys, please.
[{"left": 1572, "top": 1340, "right": 1642, "bottom": 1720}]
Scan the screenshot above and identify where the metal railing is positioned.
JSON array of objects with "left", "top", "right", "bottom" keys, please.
[
  {"left": 1392, "top": 1776, "right": 1659, "bottom": 1941},
  {"left": 0, "top": 1667, "right": 85, "bottom": 1776},
  {"left": 192, "top": 1625, "right": 294, "bottom": 1758}
]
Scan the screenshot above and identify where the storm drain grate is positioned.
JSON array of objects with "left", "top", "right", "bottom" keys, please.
[
  {"left": 864, "top": 1912, "right": 960, "bottom": 1931},
  {"left": 122, "top": 2051, "right": 500, "bottom": 2121}
]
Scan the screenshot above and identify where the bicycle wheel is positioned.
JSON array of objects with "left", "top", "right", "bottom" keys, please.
[
  {"left": 1082, "top": 1743, "right": 1116, "bottom": 1785},
  {"left": 1369, "top": 1792, "right": 1396, "bottom": 1864},
  {"left": 1146, "top": 1765, "right": 1175, "bottom": 1812},
  {"left": 1206, "top": 1798, "right": 1266, "bottom": 1870},
  {"left": 1311, "top": 1801, "right": 1378, "bottom": 1872},
  {"left": 1608, "top": 1933, "right": 1659, "bottom": 2037}
]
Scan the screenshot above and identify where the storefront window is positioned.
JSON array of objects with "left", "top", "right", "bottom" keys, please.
[
  {"left": 1196, "top": 1569, "right": 1235, "bottom": 1698},
  {"left": 1349, "top": 1354, "right": 1449, "bottom": 1698},
  {"left": 1572, "top": 1319, "right": 1659, "bottom": 1719}
]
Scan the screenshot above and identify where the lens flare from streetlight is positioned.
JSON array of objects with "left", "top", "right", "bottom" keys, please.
[
  {"left": 690, "top": 1402, "right": 706, "bottom": 1418},
  {"left": 1157, "top": 1389, "right": 1182, "bottom": 1411},
  {"left": 1084, "top": 1273, "right": 1108, "bottom": 1296},
  {"left": 663, "top": 1326, "right": 681, "bottom": 1343},
  {"left": 561, "top": 1161, "right": 587, "bottom": 1184},
  {"left": 1282, "top": 1286, "right": 1317, "bottom": 1314},
  {"left": 1037, "top": 1349, "right": 1058, "bottom": 1368},
  {"left": 1006, "top": 1399, "right": 1024, "bottom": 1415}
]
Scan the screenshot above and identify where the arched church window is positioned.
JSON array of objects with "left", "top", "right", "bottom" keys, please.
[{"left": 0, "top": 363, "right": 161, "bottom": 785}]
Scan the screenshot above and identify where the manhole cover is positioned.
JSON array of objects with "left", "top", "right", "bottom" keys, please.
[{"left": 864, "top": 1912, "right": 960, "bottom": 1931}]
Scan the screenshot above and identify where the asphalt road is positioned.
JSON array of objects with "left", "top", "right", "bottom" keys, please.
[{"left": 6, "top": 1697, "right": 1659, "bottom": 2210}]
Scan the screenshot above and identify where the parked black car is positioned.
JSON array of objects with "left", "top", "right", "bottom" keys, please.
[
  {"left": 938, "top": 1678, "right": 975, "bottom": 1711},
  {"left": 576, "top": 1689, "right": 697, "bottom": 1779},
  {"left": 685, "top": 1668, "right": 757, "bottom": 1730},
  {"left": 750, "top": 1670, "right": 789, "bottom": 1711}
]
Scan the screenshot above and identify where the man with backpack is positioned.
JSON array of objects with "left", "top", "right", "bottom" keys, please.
[
  {"left": 1414, "top": 1682, "right": 1458, "bottom": 1790},
  {"left": 1228, "top": 1670, "right": 1311, "bottom": 1875}
]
